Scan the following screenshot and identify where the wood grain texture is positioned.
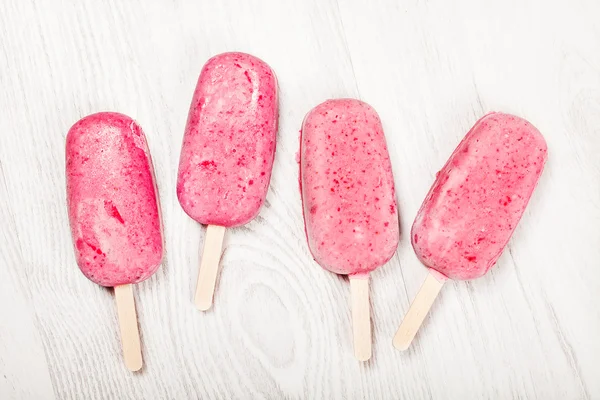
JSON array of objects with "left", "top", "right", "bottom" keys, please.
[{"left": 0, "top": 0, "right": 599, "bottom": 398}]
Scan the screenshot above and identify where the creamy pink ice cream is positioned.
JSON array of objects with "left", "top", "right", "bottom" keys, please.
[
  {"left": 300, "top": 99, "right": 399, "bottom": 275},
  {"left": 177, "top": 52, "right": 278, "bottom": 227},
  {"left": 66, "top": 112, "right": 163, "bottom": 287},
  {"left": 411, "top": 112, "right": 547, "bottom": 280}
]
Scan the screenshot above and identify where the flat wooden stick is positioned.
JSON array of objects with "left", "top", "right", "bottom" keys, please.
[
  {"left": 393, "top": 270, "right": 446, "bottom": 351},
  {"left": 114, "top": 284, "right": 142, "bottom": 372},
  {"left": 195, "top": 224, "right": 226, "bottom": 311},
  {"left": 350, "top": 275, "right": 371, "bottom": 361}
]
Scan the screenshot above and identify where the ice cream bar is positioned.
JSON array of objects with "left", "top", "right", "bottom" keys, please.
[
  {"left": 67, "top": 113, "right": 163, "bottom": 286},
  {"left": 393, "top": 112, "right": 547, "bottom": 351},
  {"left": 66, "top": 112, "right": 163, "bottom": 371},
  {"left": 301, "top": 99, "right": 399, "bottom": 360},
  {"left": 177, "top": 52, "right": 278, "bottom": 310}
]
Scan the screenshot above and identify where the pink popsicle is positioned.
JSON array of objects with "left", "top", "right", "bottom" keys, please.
[
  {"left": 66, "top": 112, "right": 163, "bottom": 371},
  {"left": 394, "top": 112, "right": 547, "bottom": 351},
  {"left": 177, "top": 52, "right": 278, "bottom": 310},
  {"left": 301, "top": 99, "right": 399, "bottom": 360}
]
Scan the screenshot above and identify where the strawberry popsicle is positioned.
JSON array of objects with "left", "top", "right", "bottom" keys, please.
[
  {"left": 393, "top": 112, "right": 547, "bottom": 351},
  {"left": 66, "top": 112, "right": 163, "bottom": 371},
  {"left": 301, "top": 99, "right": 399, "bottom": 360},
  {"left": 177, "top": 52, "right": 278, "bottom": 310}
]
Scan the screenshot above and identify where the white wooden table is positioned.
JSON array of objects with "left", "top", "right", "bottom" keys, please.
[{"left": 1, "top": 0, "right": 599, "bottom": 399}]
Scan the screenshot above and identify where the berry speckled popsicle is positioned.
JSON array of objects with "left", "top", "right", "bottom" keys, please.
[
  {"left": 393, "top": 112, "right": 547, "bottom": 351},
  {"left": 177, "top": 52, "right": 278, "bottom": 310},
  {"left": 301, "top": 99, "right": 399, "bottom": 360},
  {"left": 66, "top": 112, "right": 163, "bottom": 371}
]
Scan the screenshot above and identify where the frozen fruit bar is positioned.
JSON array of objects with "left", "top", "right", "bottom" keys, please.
[
  {"left": 66, "top": 112, "right": 163, "bottom": 371},
  {"left": 177, "top": 52, "right": 278, "bottom": 311},
  {"left": 66, "top": 112, "right": 163, "bottom": 287},
  {"left": 412, "top": 112, "right": 547, "bottom": 280},
  {"left": 300, "top": 98, "right": 399, "bottom": 361},
  {"left": 394, "top": 112, "right": 547, "bottom": 351},
  {"left": 177, "top": 52, "right": 278, "bottom": 228},
  {"left": 301, "top": 99, "right": 399, "bottom": 276}
]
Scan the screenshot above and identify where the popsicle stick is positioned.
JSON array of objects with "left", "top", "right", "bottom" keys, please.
[
  {"left": 114, "top": 284, "right": 143, "bottom": 372},
  {"left": 195, "top": 224, "right": 226, "bottom": 311},
  {"left": 393, "top": 270, "right": 446, "bottom": 351},
  {"left": 350, "top": 275, "right": 371, "bottom": 361}
]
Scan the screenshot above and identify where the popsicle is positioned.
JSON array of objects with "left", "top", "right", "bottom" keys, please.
[
  {"left": 393, "top": 112, "right": 547, "bottom": 350},
  {"left": 300, "top": 99, "right": 399, "bottom": 360},
  {"left": 177, "top": 52, "right": 278, "bottom": 310},
  {"left": 66, "top": 112, "right": 163, "bottom": 371}
]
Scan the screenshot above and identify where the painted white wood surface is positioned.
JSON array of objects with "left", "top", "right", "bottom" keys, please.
[{"left": 0, "top": 0, "right": 599, "bottom": 398}]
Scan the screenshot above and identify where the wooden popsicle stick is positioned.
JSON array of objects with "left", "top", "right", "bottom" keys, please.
[
  {"left": 195, "top": 224, "right": 226, "bottom": 311},
  {"left": 350, "top": 275, "right": 371, "bottom": 361},
  {"left": 393, "top": 270, "right": 446, "bottom": 351},
  {"left": 114, "top": 284, "right": 143, "bottom": 372}
]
